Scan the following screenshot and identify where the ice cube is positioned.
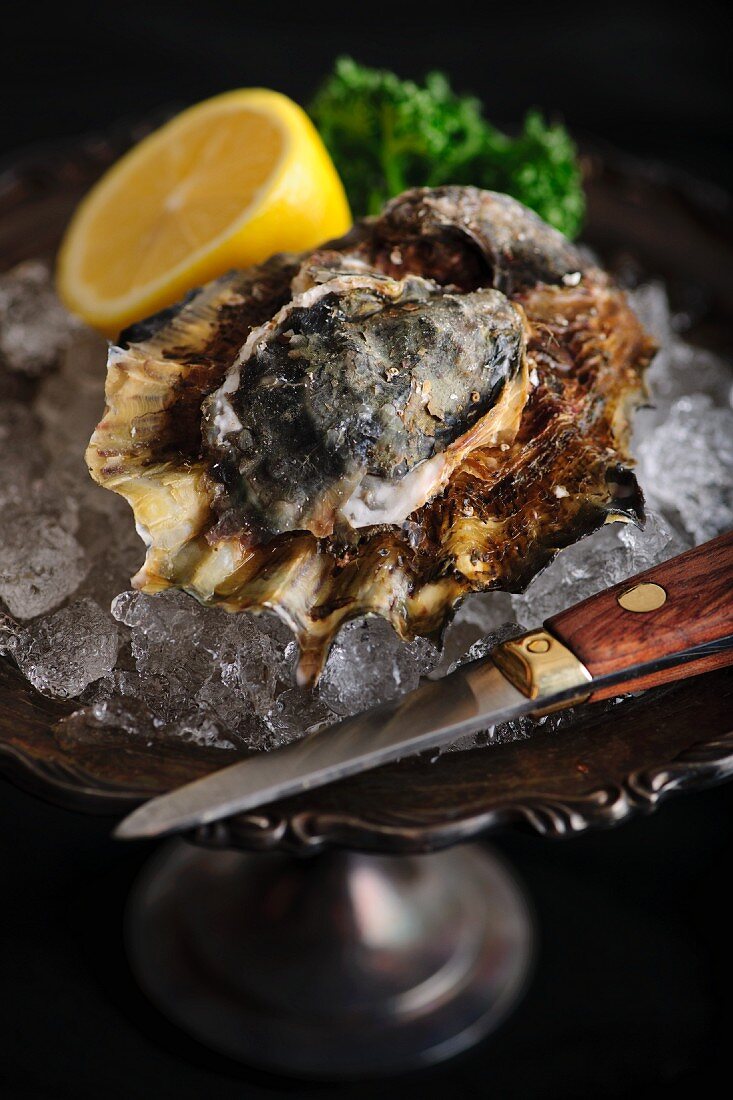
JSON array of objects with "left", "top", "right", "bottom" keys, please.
[
  {"left": 636, "top": 395, "right": 733, "bottom": 544},
  {"left": 6, "top": 596, "right": 119, "bottom": 698},
  {"left": 76, "top": 504, "right": 147, "bottom": 607},
  {"left": 0, "top": 403, "right": 47, "bottom": 504},
  {"left": 435, "top": 591, "right": 515, "bottom": 676},
  {"left": 131, "top": 635, "right": 216, "bottom": 723},
  {"left": 35, "top": 327, "right": 108, "bottom": 472},
  {"left": 164, "top": 712, "right": 238, "bottom": 750},
  {"left": 629, "top": 282, "right": 732, "bottom": 442},
  {"left": 112, "top": 588, "right": 211, "bottom": 646},
  {"left": 318, "top": 617, "right": 440, "bottom": 717},
  {"left": 446, "top": 622, "right": 525, "bottom": 673},
  {"left": 0, "top": 609, "right": 21, "bottom": 655},
  {"left": 635, "top": 334, "right": 733, "bottom": 442},
  {"left": 0, "top": 502, "right": 88, "bottom": 619},
  {"left": 0, "top": 261, "right": 79, "bottom": 378},
  {"left": 628, "top": 281, "right": 673, "bottom": 348},
  {"left": 28, "top": 319, "right": 113, "bottom": 519},
  {"left": 192, "top": 673, "right": 272, "bottom": 746},
  {"left": 665, "top": 342, "right": 733, "bottom": 408},
  {"left": 111, "top": 590, "right": 209, "bottom": 722},
  {"left": 262, "top": 686, "right": 337, "bottom": 745},
  {"left": 217, "top": 615, "right": 293, "bottom": 721},
  {"left": 511, "top": 512, "right": 688, "bottom": 627},
  {"left": 446, "top": 715, "right": 535, "bottom": 754},
  {"left": 110, "top": 589, "right": 301, "bottom": 744}
]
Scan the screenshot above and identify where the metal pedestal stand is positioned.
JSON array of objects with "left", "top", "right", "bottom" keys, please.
[{"left": 126, "top": 841, "right": 534, "bottom": 1076}]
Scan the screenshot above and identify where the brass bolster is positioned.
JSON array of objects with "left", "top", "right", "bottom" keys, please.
[{"left": 492, "top": 628, "right": 592, "bottom": 715}]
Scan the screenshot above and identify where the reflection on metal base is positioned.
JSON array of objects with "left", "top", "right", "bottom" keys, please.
[{"left": 126, "top": 842, "right": 534, "bottom": 1077}]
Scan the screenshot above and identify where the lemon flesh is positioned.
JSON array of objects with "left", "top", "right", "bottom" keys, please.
[{"left": 57, "top": 89, "right": 352, "bottom": 334}]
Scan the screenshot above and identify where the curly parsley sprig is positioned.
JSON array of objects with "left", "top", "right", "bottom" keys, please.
[{"left": 309, "top": 58, "right": 584, "bottom": 238}]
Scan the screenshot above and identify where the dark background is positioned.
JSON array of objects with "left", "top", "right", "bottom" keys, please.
[
  {"left": 2, "top": 2, "right": 732, "bottom": 1098},
  {"left": 3, "top": 0, "right": 732, "bottom": 189}
]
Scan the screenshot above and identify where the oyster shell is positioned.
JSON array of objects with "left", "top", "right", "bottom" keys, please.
[{"left": 87, "top": 186, "right": 655, "bottom": 683}]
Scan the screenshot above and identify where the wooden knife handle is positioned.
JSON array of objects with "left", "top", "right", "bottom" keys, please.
[{"left": 546, "top": 530, "right": 733, "bottom": 701}]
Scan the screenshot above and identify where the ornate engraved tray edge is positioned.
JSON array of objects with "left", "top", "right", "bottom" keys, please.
[{"left": 200, "top": 727, "right": 733, "bottom": 853}]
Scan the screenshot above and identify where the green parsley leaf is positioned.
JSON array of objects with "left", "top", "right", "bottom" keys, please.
[{"left": 309, "top": 58, "right": 584, "bottom": 238}]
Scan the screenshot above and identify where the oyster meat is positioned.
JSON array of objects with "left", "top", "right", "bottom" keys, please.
[
  {"left": 204, "top": 263, "right": 529, "bottom": 541},
  {"left": 87, "top": 186, "right": 655, "bottom": 683}
]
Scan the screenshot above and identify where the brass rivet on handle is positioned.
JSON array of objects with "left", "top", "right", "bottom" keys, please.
[
  {"left": 617, "top": 582, "right": 667, "bottom": 613},
  {"left": 526, "top": 637, "right": 551, "bottom": 654}
]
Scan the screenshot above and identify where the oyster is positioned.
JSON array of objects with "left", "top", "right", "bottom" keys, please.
[{"left": 87, "top": 186, "right": 655, "bottom": 683}]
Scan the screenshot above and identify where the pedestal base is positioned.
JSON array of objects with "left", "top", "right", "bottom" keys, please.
[{"left": 126, "top": 842, "right": 534, "bottom": 1077}]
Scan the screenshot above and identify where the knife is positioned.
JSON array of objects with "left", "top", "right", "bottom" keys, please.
[{"left": 116, "top": 530, "right": 733, "bottom": 840}]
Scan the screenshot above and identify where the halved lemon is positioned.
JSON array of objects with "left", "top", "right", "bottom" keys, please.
[{"left": 57, "top": 89, "right": 352, "bottom": 334}]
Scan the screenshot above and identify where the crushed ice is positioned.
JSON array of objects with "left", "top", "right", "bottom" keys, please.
[{"left": 0, "top": 264, "right": 731, "bottom": 754}]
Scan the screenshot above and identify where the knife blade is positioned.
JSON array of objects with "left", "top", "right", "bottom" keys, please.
[
  {"left": 114, "top": 637, "right": 731, "bottom": 840},
  {"left": 115, "top": 656, "right": 537, "bottom": 839},
  {"left": 115, "top": 532, "right": 733, "bottom": 841}
]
